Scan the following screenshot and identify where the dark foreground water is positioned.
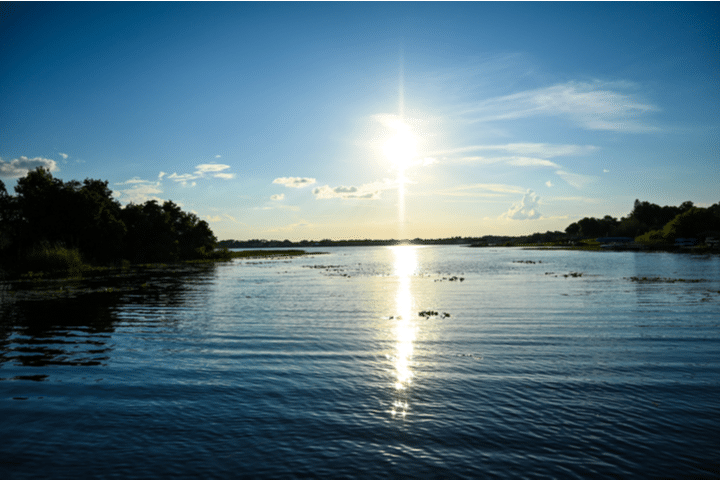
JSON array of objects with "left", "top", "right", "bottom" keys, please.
[{"left": 2, "top": 246, "right": 719, "bottom": 479}]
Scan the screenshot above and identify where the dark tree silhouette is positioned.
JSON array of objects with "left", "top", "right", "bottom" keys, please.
[{"left": 1, "top": 167, "right": 219, "bottom": 269}]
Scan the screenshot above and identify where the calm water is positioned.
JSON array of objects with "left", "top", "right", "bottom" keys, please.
[{"left": 2, "top": 246, "right": 719, "bottom": 479}]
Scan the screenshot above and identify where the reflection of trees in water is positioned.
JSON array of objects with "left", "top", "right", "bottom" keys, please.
[
  {"left": 0, "top": 264, "right": 217, "bottom": 371},
  {"left": 1, "top": 294, "right": 118, "bottom": 368}
]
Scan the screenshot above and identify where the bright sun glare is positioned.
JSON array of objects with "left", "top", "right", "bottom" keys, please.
[{"left": 383, "top": 121, "right": 418, "bottom": 172}]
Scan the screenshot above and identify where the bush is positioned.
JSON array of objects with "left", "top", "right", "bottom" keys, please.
[{"left": 24, "top": 243, "right": 84, "bottom": 275}]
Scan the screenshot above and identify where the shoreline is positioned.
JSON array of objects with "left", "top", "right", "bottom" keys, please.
[{"left": 0, "top": 250, "right": 323, "bottom": 299}]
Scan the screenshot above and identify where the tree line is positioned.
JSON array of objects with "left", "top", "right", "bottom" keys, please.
[
  {"left": 564, "top": 199, "right": 720, "bottom": 244},
  {"left": 0, "top": 167, "right": 219, "bottom": 272}
]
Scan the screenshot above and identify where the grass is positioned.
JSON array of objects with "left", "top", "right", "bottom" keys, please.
[
  {"left": 225, "top": 249, "right": 310, "bottom": 259},
  {"left": 8, "top": 248, "right": 318, "bottom": 282},
  {"left": 22, "top": 244, "right": 84, "bottom": 277},
  {"left": 186, "top": 249, "right": 316, "bottom": 263}
]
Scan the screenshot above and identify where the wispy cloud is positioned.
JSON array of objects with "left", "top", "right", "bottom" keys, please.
[
  {"left": 166, "top": 163, "right": 235, "bottom": 186},
  {"left": 0, "top": 156, "right": 59, "bottom": 178},
  {"left": 312, "top": 179, "right": 395, "bottom": 200},
  {"left": 168, "top": 173, "right": 198, "bottom": 187},
  {"left": 416, "top": 183, "right": 526, "bottom": 198},
  {"left": 258, "top": 204, "right": 300, "bottom": 211},
  {"left": 196, "top": 163, "right": 231, "bottom": 174},
  {"left": 506, "top": 157, "right": 561, "bottom": 168},
  {"left": 206, "top": 213, "right": 238, "bottom": 223},
  {"left": 113, "top": 179, "right": 163, "bottom": 204},
  {"left": 432, "top": 142, "right": 598, "bottom": 159},
  {"left": 433, "top": 142, "right": 597, "bottom": 189},
  {"left": 555, "top": 170, "right": 596, "bottom": 189},
  {"left": 58, "top": 153, "right": 69, "bottom": 160},
  {"left": 502, "top": 190, "right": 542, "bottom": 220},
  {"left": 462, "top": 81, "right": 659, "bottom": 132},
  {"left": 273, "top": 177, "right": 317, "bottom": 188},
  {"left": 267, "top": 220, "right": 312, "bottom": 233},
  {"left": 116, "top": 177, "right": 149, "bottom": 185},
  {"left": 270, "top": 193, "right": 285, "bottom": 201}
]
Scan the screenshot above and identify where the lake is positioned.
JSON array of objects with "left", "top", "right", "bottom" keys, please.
[{"left": 1, "top": 246, "right": 719, "bottom": 479}]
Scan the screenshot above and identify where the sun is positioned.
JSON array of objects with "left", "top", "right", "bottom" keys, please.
[{"left": 383, "top": 121, "right": 418, "bottom": 172}]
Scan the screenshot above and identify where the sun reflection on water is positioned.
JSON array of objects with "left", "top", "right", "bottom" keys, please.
[{"left": 389, "top": 245, "right": 418, "bottom": 418}]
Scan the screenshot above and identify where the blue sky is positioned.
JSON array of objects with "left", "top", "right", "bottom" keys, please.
[{"left": 2, "top": 2, "right": 718, "bottom": 240}]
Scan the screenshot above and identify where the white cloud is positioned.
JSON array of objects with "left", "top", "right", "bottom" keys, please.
[
  {"left": 312, "top": 179, "right": 394, "bottom": 200},
  {"left": 206, "top": 213, "right": 238, "bottom": 223},
  {"left": 273, "top": 177, "right": 317, "bottom": 188},
  {"left": 555, "top": 170, "right": 596, "bottom": 189},
  {"left": 168, "top": 172, "right": 199, "bottom": 186},
  {"left": 545, "top": 180, "right": 554, "bottom": 188},
  {"left": 459, "top": 183, "right": 526, "bottom": 195},
  {"left": 463, "top": 80, "right": 659, "bottom": 132},
  {"left": 500, "top": 143, "right": 598, "bottom": 158},
  {"left": 258, "top": 204, "right": 300, "bottom": 211},
  {"left": 215, "top": 155, "right": 222, "bottom": 158},
  {"left": 456, "top": 156, "right": 505, "bottom": 165},
  {"left": 433, "top": 142, "right": 598, "bottom": 159},
  {"left": 114, "top": 180, "right": 163, "bottom": 204},
  {"left": 115, "top": 177, "right": 149, "bottom": 185},
  {"left": 267, "top": 220, "right": 312, "bottom": 233},
  {"left": 165, "top": 164, "right": 234, "bottom": 185},
  {"left": 59, "top": 153, "right": 69, "bottom": 160},
  {"left": 196, "top": 163, "right": 231, "bottom": 173},
  {"left": 158, "top": 171, "right": 166, "bottom": 180},
  {"left": 212, "top": 172, "right": 235, "bottom": 179},
  {"left": 271, "top": 193, "right": 285, "bottom": 201},
  {"left": 503, "top": 190, "right": 542, "bottom": 220},
  {"left": 0, "top": 156, "right": 59, "bottom": 178},
  {"left": 506, "top": 156, "right": 561, "bottom": 168},
  {"left": 419, "top": 183, "right": 526, "bottom": 199},
  {"left": 603, "top": 169, "right": 610, "bottom": 173}
]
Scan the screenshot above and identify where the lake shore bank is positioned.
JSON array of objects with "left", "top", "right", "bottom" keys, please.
[{"left": 0, "top": 250, "right": 323, "bottom": 301}]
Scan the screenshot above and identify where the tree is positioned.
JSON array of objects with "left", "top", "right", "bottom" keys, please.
[
  {"left": 122, "top": 200, "right": 217, "bottom": 263},
  {"left": 0, "top": 179, "right": 19, "bottom": 252},
  {"left": 565, "top": 222, "right": 580, "bottom": 236},
  {"left": 4, "top": 167, "right": 221, "bottom": 268}
]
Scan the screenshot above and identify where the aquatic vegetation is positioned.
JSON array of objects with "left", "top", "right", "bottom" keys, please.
[
  {"left": 225, "top": 249, "right": 313, "bottom": 260},
  {"left": 627, "top": 276, "right": 706, "bottom": 283},
  {"left": 457, "top": 353, "right": 482, "bottom": 360},
  {"left": 545, "top": 272, "right": 584, "bottom": 278},
  {"left": 418, "top": 310, "right": 451, "bottom": 318}
]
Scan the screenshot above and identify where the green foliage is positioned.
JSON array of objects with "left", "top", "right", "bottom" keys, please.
[
  {"left": 0, "top": 167, "right": 221, "bottom": 272},
  {"left": 564, "top": 200, "right": 719, "bottom": 246},
  {"left": 121, "top": 200, "right": 217, "bottom": 263},
  {"left": 635, "top": 229, "right": 666, "bottom": 246},
  {"left": 23, "top": 243, "right": 84, "bottom": 276},
  {"left": 565, "top": 216, "right": 618, "bottom": 239},
  {"left": 636, "top": 206, "right": 720, "bottom": 246}
]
